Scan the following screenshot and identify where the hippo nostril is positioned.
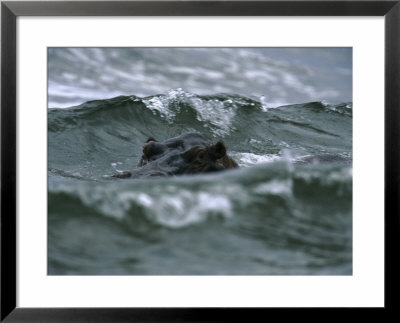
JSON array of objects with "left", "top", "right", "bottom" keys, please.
[{"left": 143, "top": 142, "right": 154, "bottom": 155}]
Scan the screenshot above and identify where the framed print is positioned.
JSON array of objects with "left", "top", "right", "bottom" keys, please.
[{"left": 1, "top": 0, "right": 399, "bottom": 321}]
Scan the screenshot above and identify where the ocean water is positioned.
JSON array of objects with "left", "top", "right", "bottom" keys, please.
[{"left": 48, "top": 48, "right": 352, "bottom": 275}]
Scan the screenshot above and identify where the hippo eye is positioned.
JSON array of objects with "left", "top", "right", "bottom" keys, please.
[{"left": 197, "top": 150, "right": 206, "bottom": 160}]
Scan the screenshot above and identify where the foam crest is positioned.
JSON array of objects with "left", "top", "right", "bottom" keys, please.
[
  {"left": 235, "top": 152, "right": 281, "bottom": 167},
  {"left": 253, "top": 179, "right": 293, "bottom": 196},
  {"left": 142, "top": 89, "right": 239, "bottom": 136},
  {"left": 49, "top": 181, "right": 233, "bottom": 228},
  {"left": 146, "top": 192, "right": 233, "bottom": 228},
  {"left": 189, "top": 97, "right": 237, "bottom": 136}
]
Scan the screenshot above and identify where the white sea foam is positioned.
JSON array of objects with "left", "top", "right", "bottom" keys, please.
[
  {"left": 50, "top": 181, "right": 234, "bottom": 228},
  {"left": 142, "top": 88, "right": 238, "bottom": 136},
  {"left": 259, "top": 95, "right": 289, "bottom": 111},
  {"left": 141, "top": 88, "right": 191, "bottom": 123},
  {"left": 253, "top": 179, "right": 293, "bottom": 196},
  {"left": 190, "top": 96, "right": 237, "bottom": 136},
  {"left": 235, "top": 152, "right": 281, "bottom": 167},
  {"left": 142, "top": 95, "right": 176, "bottom": 123},
  {"left": 147, "top": 192, "right": 233, "bottom": 228}
]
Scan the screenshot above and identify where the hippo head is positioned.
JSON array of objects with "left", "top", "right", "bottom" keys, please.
[
  {"left": 180, "top": 141, "right": 227, "bottom": 173},
  {"left": 135, "top": 133, "right": 237, "bottom": 177}
]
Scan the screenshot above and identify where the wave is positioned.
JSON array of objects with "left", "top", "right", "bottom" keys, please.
[
  {"left": 48, "top": 90, "right": 352, "bottom": 179},
  {"left": 48, "top": 162, "right": 352, "bottom": 230},
  {"left": 49, "top": 89, "right": 352, "bottom": 133},
  {"left": 47, "top": 90, "right": 353, "bottom": 275}
]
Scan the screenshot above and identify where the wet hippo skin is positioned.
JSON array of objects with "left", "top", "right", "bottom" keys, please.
[{"left": 113, "top": 133, "right": 238, "bottom": 178}]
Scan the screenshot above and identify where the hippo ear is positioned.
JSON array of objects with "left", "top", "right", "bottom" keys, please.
[
  {"left": 146, "top": 137, "right": 156, "bottom": 143},
  {"left": 214, "top": 141, "right": 227, "bottom": 159}
]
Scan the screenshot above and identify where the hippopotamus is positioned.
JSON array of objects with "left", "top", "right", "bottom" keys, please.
[{"left": 113, "top": 133, "right": 238, "bottom": 178}]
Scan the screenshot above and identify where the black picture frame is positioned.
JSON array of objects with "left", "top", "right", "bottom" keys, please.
[{"left": 1, "top": 1, "right": 399, "bottom": 321}]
